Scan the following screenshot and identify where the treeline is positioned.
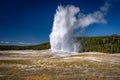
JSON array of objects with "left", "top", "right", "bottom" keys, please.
[
  {"left": 79, "top": 34, "right": 120, "bottom": 53},
  {"left": 0, "top": 42, "right": 50, "bottom": 50},
  {"left": 0, "top": 35, "right": 120, "bottom": 53}
]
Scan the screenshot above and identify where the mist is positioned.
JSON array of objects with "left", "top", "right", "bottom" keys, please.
[{"left": 50, "top": 3, "right": 109, "bottom": 52}]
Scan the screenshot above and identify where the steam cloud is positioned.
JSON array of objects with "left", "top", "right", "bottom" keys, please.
[{"left": 50, "top": 3, "right": 109, "bottom": 52}]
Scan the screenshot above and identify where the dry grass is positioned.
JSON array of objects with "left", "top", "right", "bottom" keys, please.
[{"left": 0, "top": 52, "right": 120, "bottom": 80}]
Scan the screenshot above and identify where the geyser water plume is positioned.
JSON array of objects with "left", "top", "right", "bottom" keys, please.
[{"left": 50, "top": 4, "right": 109, "bottom": 52}]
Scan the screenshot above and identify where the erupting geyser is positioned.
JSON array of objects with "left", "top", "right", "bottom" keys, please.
[{"left": 50, "top": 4, "right": 109, "bottom": 52}]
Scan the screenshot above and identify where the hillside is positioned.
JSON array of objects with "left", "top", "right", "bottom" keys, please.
[
  {"left": 79, "top": 35, "right": 120, "bottom": 53},
  {"left": 0, "top": 42, "right": 50, "bottom": 50},
  {"left": 0, "top": 35, "right": 120, "bottom": 53}
]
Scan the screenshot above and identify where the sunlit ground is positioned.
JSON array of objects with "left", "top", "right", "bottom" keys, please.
[{"left": 0, "top": 50, "right": 120, "bottom": 80}]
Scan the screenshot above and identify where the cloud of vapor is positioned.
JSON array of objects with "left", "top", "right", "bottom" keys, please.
[
  {"left": 50, "top": 3, "right": 110, "bottom": 52},
  {"left": 75, "top": 3, "right": 110, "bottom": 29},
  {"left": 100, "top": 3, "right": 110, "bottom": 12}
]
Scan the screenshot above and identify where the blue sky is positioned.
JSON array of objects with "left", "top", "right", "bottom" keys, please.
[{"left": 0, "top": 0, "right": 120, "bottom": 45}]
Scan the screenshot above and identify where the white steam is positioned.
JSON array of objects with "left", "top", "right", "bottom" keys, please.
[{"left": 50, "top": 3, "right": 109, "bottom": 52}]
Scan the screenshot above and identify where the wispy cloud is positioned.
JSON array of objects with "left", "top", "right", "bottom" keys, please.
[
  {"left": 18, "top": 42, "right": 32, "bottom": 45},
  {"left": 0, "top": 41, "right": 33, "bottom": 45},
  {"left": 0, "top": 41, "right": 10, "bottom": 44},
  {"left": 18, "top": 42, "right": 24, "bottom": 44}
]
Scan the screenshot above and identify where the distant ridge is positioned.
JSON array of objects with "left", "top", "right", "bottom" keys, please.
[
  {"left": 0, "top": 35, "right": 120, "bottom": 53},
  {"left": 0, "top": 42, "right": 50, "bottom": 51}
]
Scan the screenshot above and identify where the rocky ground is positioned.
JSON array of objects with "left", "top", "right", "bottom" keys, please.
[{"left": 0, "top": 50, "right": 120, "bottom": 80}]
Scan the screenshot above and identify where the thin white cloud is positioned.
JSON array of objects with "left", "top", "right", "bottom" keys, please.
[
  {"left": 18, "top": 42, "right": 32, "bottom": 45},
  {"left": 0, "top": 41, "right": 33, "bottom": 45},
  {"left": 0, "top": 41, "right": 10, "bottom": 44},
  {"left": 18, "top": 42, "right": 24, "bottom": 44}
]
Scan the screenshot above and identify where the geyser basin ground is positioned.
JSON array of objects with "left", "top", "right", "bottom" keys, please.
[{"left": 0, "top": 50, "right": 120, "bottom": 80}]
